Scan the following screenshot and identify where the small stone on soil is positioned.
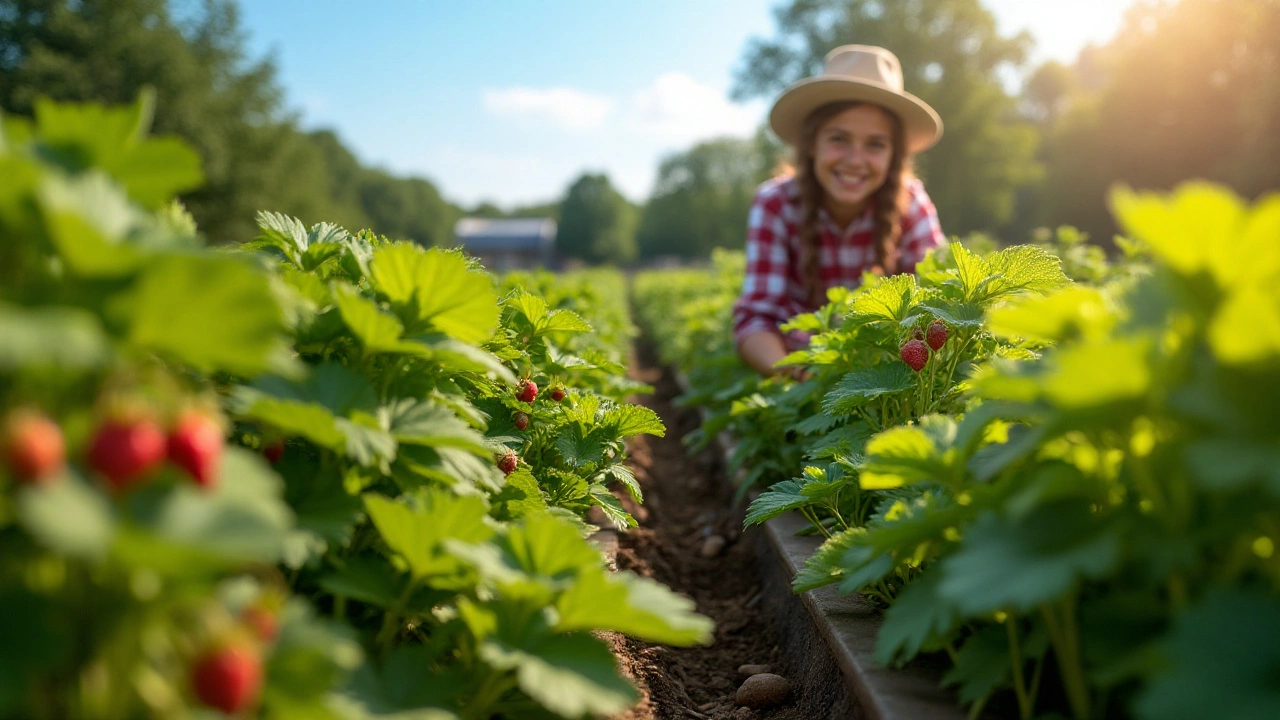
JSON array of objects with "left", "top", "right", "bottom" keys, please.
[
  {"left": 735, "top": 673, "right": 790, "bottom": 709},
  {"left": 700, "top": 535, "right": 727, "bottom": 558},
  {"left": 736, "top": 663, "right": 772, "bottom": 679}
]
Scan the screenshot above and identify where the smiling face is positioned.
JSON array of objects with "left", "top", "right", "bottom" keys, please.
[{"left": 810, "top": 104, "right": 896, "bottom": 226}]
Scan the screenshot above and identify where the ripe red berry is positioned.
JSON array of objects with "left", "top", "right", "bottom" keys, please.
[
  {"left": 191, "top": 643, "right": 263, "bottom": 715},
  {"left": 168, "top": 412, "right": 225, "bottom": 489},
  {"left": 88, "top": 417, "right": 166, "bottom": 491},
  {"left": 549, "top": 386, "right": 565, "bottom": 403},
  {"left": 241, "top": 605, "right": 279, "bottom": 643},
  {"left": 497, "top": 450, "right": 518, "bottom": 476},
  {"left": 3, "top": 410, "right": 65, "bottom": 484},
  {"left": 513, "top": 412, "right": 530, "bottom": 431},
  {"left": 516, "top": 380, "right": 538, "bottom": 404},
  {"left": 263, "top": 441, "right": 285, "bottom": 465},
  {"left": 926, "top": 321, "right": 949, "bottom": 351},
  {"left": 899, "top": 339, "right": 930, "bottom": 372}
]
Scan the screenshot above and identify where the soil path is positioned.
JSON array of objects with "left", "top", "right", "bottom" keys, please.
[{"left": 609, "top": 339, "right": 805, "bottom": 720}]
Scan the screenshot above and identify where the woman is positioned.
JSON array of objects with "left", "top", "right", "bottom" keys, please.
[{"left": 732, "top": 45, "right": 947, "bottom": 377}]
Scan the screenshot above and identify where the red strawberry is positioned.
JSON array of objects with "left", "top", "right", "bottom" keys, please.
[
  {"left": 3, "top": 410, "right": 65, "bottom": 484},
  {"left": 497, "top": 450, "right": 518, "bottom": 476},
  {"left": 513, "top": 412, "right": 530, "bottom": 431},
  {"left": 927, "top": 321, "right": 949, "bottom": 351},
  {"left": 263, "top": 441, "right": 285, "bottom": 465},
  {"left": 88, "top": 417, "right": 166, "bottom": 491},
  {"left": 191, "top": 642, "right": 263, "bottom": 715},
  {"left": 549, "top": 386, "right": 565, "bottom": 403},
  {"left": 241, "top": 605, "right": 279, "bottom": 643},
  {"left": 168, "top": 412, "right": 225, "bottom": 489},
  {"left": 516, "top": 380, "right": 538, "bottom": 404},
  {"left": 899, "top": 339, "right": 930, "bottom": 372}
]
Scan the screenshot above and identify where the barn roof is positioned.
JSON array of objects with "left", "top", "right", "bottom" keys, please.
[{"left": 454, "top": 218, "right": 556, "bottom": 252}]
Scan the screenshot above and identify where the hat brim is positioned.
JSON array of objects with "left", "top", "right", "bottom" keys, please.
[{"left": 769, "top": 77, "right": 942, "bottom": 154}]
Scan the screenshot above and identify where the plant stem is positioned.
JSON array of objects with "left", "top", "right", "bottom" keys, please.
[
  {"left": 1006, "top": 616, "right": 1032, "bottom": 720},
  {"left": 1041, "top": 595, "right": 1091, "bottom": 720}
]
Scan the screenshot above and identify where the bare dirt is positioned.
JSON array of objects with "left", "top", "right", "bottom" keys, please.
[{"left": 609, "top": 340, "right": 806, "bottom": 720}]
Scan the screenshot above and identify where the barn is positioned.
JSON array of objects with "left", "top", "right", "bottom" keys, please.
[{"left": 453, "top": 217, "right": 558, "bottom": 271}]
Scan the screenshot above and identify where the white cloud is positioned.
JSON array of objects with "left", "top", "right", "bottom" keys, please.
[
  {"left": 482, "top": 87, "right": 614, "bottom": 130},
  {"left": 624, "top": 72, "right": 765, "bottom": 145}
]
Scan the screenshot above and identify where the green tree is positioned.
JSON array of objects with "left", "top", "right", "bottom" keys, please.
[
  {"left": 733, "top": 0, "right": 1041, "bottom": 236},
  {"left": 358, "top": 170, "right": 461, "bottom": 247},
  {"left": 557, "top": 173, "right": 638, "bottom": 265},
  {"left": 637, "top": 137, "right": 763, "bottom": 259},
  {"left": 1034, "top": 0, "right": 1280, "bottom": 242}
]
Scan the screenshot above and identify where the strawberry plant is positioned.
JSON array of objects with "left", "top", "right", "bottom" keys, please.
[{"left": 1, "top": 95, "right": 713, "bottom": 719}]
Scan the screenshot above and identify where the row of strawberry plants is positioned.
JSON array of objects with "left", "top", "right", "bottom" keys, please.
[
  {"left": 635, "top": 187, "right": 1280, "bottom": 719},
  {"left": 0, "top": 95, "right": 711, "bottom": 719}
]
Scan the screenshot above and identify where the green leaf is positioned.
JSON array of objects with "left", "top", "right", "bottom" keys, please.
[
  {"left": 542, "top": 309, "right": 593, "bottom": 334},
  {"left": 1111, "top": 182, "right": 1250, "bottom": 286},
  {"left": 498, "top": 633, "right": 638, "bottom": 718},
  {"left": 1209, "top": 284, "right": 1280, "bottom": 366},
  {"left": 555, "top": 428, "right": 607, "bottom": 468},
  {"left": 333, "top": 284, "right": 406, "bottom": 352},
  {"left": 381, "top": 399, "right": 490, "bottom": 456},
  {"left": 821, "top": 364, "right": 916, "bottom": 415},
  {"left": 1134, "top": 588, "right": 1280, "bottom": 720},
  {"left": 589, "top": 487, "right": 636, "bottom": 530},
  {"left": 601, "top": 403, "right": 665, "bottom": 438},
  {"left": 255, "top": 211, "right": 309, "bottom": 262},
  {"left": 126, "top": 254, "right": 284, "bottom": 376},
  {"left": 319, "top": 555, "right": 403, "bottom": 607},
  {"left": 977, "top": 245, "right": 1070, "bottom": 302},
  {"left": 38, "top": 171, "right": 146, "bottom": 276},
  {"left": 875, "top": 569, "right": 962, "bottom": 666},
  {"left": 363, "top": 491, "right": 492, "bottom": 581},
  {"left": 939, "top": 501, "right": 1122, "bottom": 615},
  {"left": 850, "top": 273, "right": 918, "bottom": 324},
  {"left": 556, "top": 568, "right": 714, "bottom": 646},
  {"left": 859, "top": 415, "right": 959, "bottom": 490},
  {"left": 370, "top": 244, "right": 498, "bottom": 343},
  {"left": 914, "top": 299, "right": 985, "bottom": 329},
  {"left": 496, "top": 513, "right": 605, "bottom": 582},
  {"left": 0, "top": 304, "right": 111, "bottom": 370},
  {"left": 792, "top": 527, "right": 869, "bottom": 592},
  {"left": 744, "top": 480, "right": 813, "bottom": 527},
  {"left": 1042, "top": 337, "right": 1153, "bottom": 409},
  {"left": 987, "top": 286, "right": 1116, "bottom": 343},
  {"left": 18, "top": 472, "right": 115, "bottom": 561},
  {"left": 254, "top": 363, "right": 378, "bottom": 416},
  {"left": 601, "top": 463, "right": 643, "bottom": 503}
]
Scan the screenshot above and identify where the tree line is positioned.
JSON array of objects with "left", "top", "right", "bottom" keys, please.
[{"left": 4, "top": 0, "right": 1275, "bottom": 259}]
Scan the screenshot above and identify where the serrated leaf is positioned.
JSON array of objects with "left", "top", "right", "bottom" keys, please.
[
  {"left": 127, "top": 254, "right": 284, "bottom": 376},
  {"left": 363, "top": 491, "right": 493, "bottom": 581},
  {"left": 497, "top": 633, "right": 638, "bottom": 718},
  {"left": 601, "top": 403, "right": 665, "bottom": 438},
  {"left": 333, "top": 284, "right": 405, "bottom": 352},
  {"left": 822, "top": 364, "right": 917, "bottom": 415},
  {"left": 255, "top": 211, "right": 309, "bottom": 259},
  {"left": 792, "top": 526, "right": 867, "bottom": 591},
  {"left": 556, "top": 568, "right": 714, "bottom": 646},
  {"left": 939, "top": 501, "right": 1121, "bottom": 615},
  {"left": 541, "top": 309, "right": 592, "bottom": 334},
  {"left": 850, "top": 273, "right": 918, "bottom": 323},
  {"left": 370, "top": 244, "right": 498, "bottom": 343},
  {"left": 915, "top": 299, "right": 985, "bottom": 329},
  {"left": 381, "top": 398, "right": 490, "bottom": 456},
  {"left": 875, "top": 569, "right": 962, "bottom": 666},
  {"left": 859, "top": 415, "right": 959, "bottom": 490},
  {"left": 589, "top": 487, "right": 636, "bottom": 530},
  {"left": 743, "top": 480, "right": 811, "bottom": 526}
]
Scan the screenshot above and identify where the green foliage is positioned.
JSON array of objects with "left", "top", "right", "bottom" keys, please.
[
  {"left": 0, "top": 97, "right": 711, "bottom": 719},
  {"left": 556, "top": 173, "right": 638, "bottom": 264}
]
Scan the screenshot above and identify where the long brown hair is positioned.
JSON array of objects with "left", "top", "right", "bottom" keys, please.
[{"left": 793, "top": 101, "right": 912, "bottom": 305}]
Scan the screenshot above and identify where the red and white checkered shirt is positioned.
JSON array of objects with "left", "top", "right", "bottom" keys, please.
[{"left": 732, "top": 175, "right": 945, "bottom": 346}]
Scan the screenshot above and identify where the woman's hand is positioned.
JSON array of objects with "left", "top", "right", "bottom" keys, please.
[{"left": 737, "top": 331, "right": 811, "bottom": 381}]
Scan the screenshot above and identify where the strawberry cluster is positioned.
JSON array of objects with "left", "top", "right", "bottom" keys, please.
[{"left": 899, "top": 320, "right": 949, "bottom": 372}]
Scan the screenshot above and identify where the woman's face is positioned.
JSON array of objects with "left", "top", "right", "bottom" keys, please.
[{"left": 811, "top": 104, "right": 895, "bottom": 223}]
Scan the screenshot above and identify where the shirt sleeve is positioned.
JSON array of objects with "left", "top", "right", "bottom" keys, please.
[
  {"left": 897, "top": 178, "right": 946, "bottom": 273},
  {"left": 732, "top": 184, "right": 794, "bottom": 344}
]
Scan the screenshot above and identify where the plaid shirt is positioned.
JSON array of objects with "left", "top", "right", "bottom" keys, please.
[{"left": 732, "top": 175, "right": 945, "bottom": 346}]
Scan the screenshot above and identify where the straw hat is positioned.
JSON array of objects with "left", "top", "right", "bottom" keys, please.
[{"left": 769, "top": 45, "right": 942, "bottom": 154}]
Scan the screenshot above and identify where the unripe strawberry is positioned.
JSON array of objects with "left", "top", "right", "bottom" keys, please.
[
  {"left": 241, "top": 605, "right": 279, "bottom": 643},
  {"left": 516, "top": 380, "right": 538, "bottom": 404},
  {"left": 3, "top": 410, "right": 65, "bottom": 484},
  {"left": 549, "top": 386, "right": 565, "bottom": 403},
  {"left": 926, "top": 321, "right": 949, "bottom": 351},
  {"left": 513, "top": 412, "right": 530, "bottom": 431},
  {"left": 899, "top": 339, "right": 930, "bottom": 372},
  {"left": 263, "top": 441, "right": 285, "bottom": 465},
  {"left": 497, "top": 449, "right": 518, "bottom": 476},
  {"left": 88, "top": 417, "right": 166, "bottom": 491},
  {"left": 191, "top": 642, "right": 263, "bottom": 715},
  {"left": 168, "top": 412, "right": 225, "bottom": 489}
]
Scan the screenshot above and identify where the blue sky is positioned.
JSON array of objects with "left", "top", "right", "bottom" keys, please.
[{"left": 238, "top": 1, "right": 1131, "bottom": 208}]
